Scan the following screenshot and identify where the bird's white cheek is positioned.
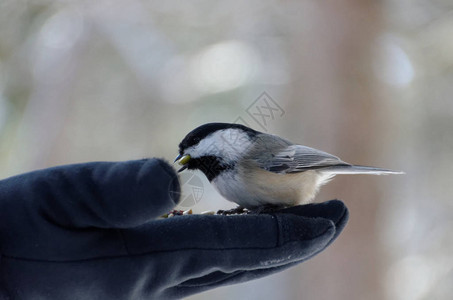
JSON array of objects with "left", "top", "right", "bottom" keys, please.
[{"left": 189, "top": 129, "right": 254, "bottom": 164}]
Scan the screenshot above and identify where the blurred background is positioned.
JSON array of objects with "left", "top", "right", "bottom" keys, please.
[{"left": 1, "top": 0, "right": 452, "bottom": 299}]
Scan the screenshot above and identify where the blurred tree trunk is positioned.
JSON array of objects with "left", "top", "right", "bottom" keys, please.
[{"left": 284, "top": 1, "right": 385, "bottom": 299}]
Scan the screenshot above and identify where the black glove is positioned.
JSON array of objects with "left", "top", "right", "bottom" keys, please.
[{"left": 0, "top": 158, "right": 348, "bottom": 299}]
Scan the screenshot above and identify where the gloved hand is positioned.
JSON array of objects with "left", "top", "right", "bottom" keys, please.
[{"left": 0, "top": 158, "right": 348, "bottom": 299}]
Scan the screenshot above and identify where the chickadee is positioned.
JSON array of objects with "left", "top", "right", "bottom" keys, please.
[{"left": 174, "top": 123, "right": 403, "bottom": 208}]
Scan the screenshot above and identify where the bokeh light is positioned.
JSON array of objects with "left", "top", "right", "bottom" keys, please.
[{"left": 190, "top": 40, "right": 259, "bottom": 93}]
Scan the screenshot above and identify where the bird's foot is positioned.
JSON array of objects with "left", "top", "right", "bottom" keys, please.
[
  {"left": 216, "top": 206, "right": 248, "bottom": 215},
  {"left": 247, "top": 204, "right": 286, "bottom": 214}
]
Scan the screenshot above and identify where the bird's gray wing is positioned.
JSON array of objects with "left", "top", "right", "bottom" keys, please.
[{"left": 252, "top": 139, "right": 348, "bottom": 174}]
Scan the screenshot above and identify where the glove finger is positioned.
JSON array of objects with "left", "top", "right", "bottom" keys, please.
[
  {"left": 122, "top": 200, "right": 346, "bottom": 254},
  {"left": 123, "top": 213, "right": 333, "bottom": 254},
  {"left": 0, "top": 159, "right": 181, "bottom": 260},
  {"left": 121, "top": 213, "right": 335, "bottom": 286},
  {"left": 163, "top": 202, "right": 349, "bottom": 298},
  {"left": 277, "top": 200, "right": 349, "bottom": 243},
  {"left": 278, "top": 200, "right": 347, "bottom": 224},
  {"left": 1, "top": 158, "right": 180, "bottom": 229}
]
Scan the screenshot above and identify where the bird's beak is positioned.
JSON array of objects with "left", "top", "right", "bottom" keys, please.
[{"left": 174, "top": 154, "right": 191, "bottom": 172}]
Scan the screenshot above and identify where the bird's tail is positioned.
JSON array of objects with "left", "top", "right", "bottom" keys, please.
[{"left": 322, "top": 165, "right": 404, "bottom": 175}]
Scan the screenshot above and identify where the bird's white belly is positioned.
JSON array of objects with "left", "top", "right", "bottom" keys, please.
[{"left": 212, "top": 167, "right": 333, "bottom": 208}]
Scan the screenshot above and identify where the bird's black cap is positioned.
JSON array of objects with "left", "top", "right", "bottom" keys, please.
[{"left": 178, "top": 123, "right": 258, "bottom": 153}]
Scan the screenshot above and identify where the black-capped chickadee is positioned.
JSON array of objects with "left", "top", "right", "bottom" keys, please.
[{"left": 175, "top": 123, "right": 403, "bottom": 208}]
